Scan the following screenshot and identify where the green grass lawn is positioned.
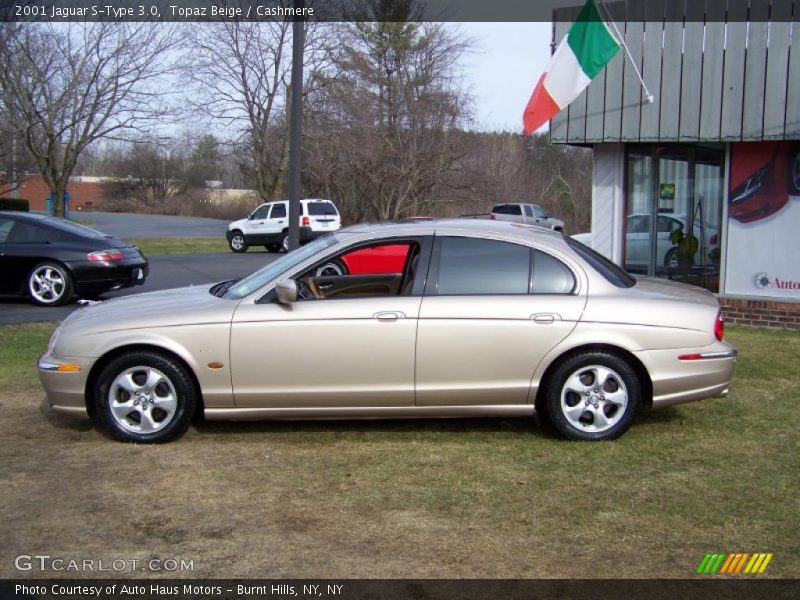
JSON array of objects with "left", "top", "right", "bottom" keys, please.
[
  {"left": 0, "top": 324, "right": 798, "bottom": 578},
  {"left": 128, "top": 237, "right": 231, "bottom": 255}
]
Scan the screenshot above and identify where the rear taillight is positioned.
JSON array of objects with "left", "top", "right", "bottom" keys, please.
[
  {"left": 302, "top": 216, "right": 310, "bottom": 226},
  {"left": 88, "top": 249, "right": 124, "bottom": 262},
  {"left": 714, "top": 312, "right": 724, "bottom": 341}
]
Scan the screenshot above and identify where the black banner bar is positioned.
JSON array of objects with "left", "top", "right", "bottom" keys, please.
[
  {"left": 3, "top": 580, "right": 800, "bottom": 600},
  {"left": 0, "top": 0, "right": 795, "bottom": 23}
]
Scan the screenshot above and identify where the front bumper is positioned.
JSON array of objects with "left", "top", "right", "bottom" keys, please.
[{"left": 38, "top": 351, "right": 91, "bottom": 417}]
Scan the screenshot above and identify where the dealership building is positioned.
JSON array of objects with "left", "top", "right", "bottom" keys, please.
[{"left": 550, "top": 0, "right": 800, "bottom": 329}]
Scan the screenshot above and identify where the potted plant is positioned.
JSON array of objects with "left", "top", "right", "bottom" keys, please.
[{"left": 668, "top": 227, "right": 698, "bottom": 269}]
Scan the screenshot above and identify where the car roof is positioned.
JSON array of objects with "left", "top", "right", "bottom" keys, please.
[
  {"left": 0, "top": 211, "right": 51, "bottom": 222},
  {"left": 341, "top": 218, "right": 563, "bottom": 241}
]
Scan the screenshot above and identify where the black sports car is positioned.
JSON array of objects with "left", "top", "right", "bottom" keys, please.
[{"left": 0, "top": 211, "right": 148, "bottom": 306}]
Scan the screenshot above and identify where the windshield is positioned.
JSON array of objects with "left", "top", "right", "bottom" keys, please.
[{"left": 223, "top": 234, "right": 340, "bottom": 300}]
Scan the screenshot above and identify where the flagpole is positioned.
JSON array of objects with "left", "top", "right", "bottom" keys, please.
[{"left": 598, "top": 0, "right": 654, "bottom": 104}]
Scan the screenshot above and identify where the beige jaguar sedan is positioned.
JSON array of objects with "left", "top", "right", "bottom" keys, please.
[{"left": 38, "top": 220, "right": 737, "bottom": 443}]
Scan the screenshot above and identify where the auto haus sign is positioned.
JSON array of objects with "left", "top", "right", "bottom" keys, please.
[{"left": 755, "top": 273, "right": 800, "bottom": 292}]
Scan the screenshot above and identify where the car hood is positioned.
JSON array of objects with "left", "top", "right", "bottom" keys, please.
[
  {"left": 228, "top": 217, "right": 247, "bottom": 230},
  {"left": 60, "top": 285, "right": 238, "bottom": 335}
]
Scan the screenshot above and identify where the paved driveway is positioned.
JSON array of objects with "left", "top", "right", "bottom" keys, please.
[
  {"left": 0, "top": 252, "right": 278, "bottom": 325},
  {"left": 78, "top": 211, "right": 231, "bottom": 238}
]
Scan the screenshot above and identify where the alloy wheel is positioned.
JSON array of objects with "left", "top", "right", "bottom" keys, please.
[
  {"left": 108, "top": 366, "right": 178, "bottom": 434},
  {"left": 29, "top": 265, "right": 67, "bottom": 304},
  {"left": 560, "top": 365, "right": 629, "bottom": 433}
]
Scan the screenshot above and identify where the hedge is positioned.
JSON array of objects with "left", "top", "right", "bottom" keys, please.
[{"left": 0, "top": 198, "right": 30, "bottom": 211}]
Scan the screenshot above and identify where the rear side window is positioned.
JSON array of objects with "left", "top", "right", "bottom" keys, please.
[
  {"left": 270, "top": 204, "right": 287, "bottom": 219},
  {"left": 434, "top": 237, "right": 530, "bottom": 295},
  {"left": 566, "top": 237, "right": 636, "bottom": 288},
  {"left": 532, "top": 250, "right": 575, "bottom": 294},
  {"left": 307, "top": 202, "right": 338, "bottom": 216},
  {"left": 492, "top": 204, "right": 522, "bottom": 216},
  {"left": 6, "top": 222, "right": 53, "bottom": 243}
]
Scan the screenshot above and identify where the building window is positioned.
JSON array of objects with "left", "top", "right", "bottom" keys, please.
[{"left": 625, "top": 145, "right": 724, "bottom": 292}]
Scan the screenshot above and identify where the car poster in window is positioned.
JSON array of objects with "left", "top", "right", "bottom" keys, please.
[{"left": 724, "top": 141, "right": 800, "bottom": 298}]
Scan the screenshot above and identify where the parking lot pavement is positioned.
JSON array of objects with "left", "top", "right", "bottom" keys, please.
[
  {"left": 77, "top": 211, "right": 231, "bottom": 238},
  {"left": 0, "top": 252, "right": 278, "bottom": 325}
]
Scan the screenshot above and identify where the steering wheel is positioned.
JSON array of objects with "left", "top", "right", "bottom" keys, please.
[{"left": 296, "top": 279, "right": 317, "bottom": 301}]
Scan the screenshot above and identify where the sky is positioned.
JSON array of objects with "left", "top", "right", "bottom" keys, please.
[{"left": 456, "top": 22, "right": 553, "bottom": 132}]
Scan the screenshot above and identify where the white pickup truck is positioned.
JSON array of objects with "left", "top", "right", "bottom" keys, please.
[{"left": 491, "top": 203, "right": 564, "bottom": 232}]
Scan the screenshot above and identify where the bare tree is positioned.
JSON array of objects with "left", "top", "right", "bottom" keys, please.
[
  {"left": 305, "top": 14, "right": 472, "bottom": 221},
  {"left": 0, "top": 22, "right": 179, "bottom": 216},
  {"left": 185, "top": 17, "right": 337, "bottom": 202}
]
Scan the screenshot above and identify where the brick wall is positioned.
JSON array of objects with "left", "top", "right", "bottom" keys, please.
[
  {"left": 720, "top": 297, "right": 800, "bottom": 331},
  {"left": 12, "top": 175, "right": 110, "bottom": 211}
]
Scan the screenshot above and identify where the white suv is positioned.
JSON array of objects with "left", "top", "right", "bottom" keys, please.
[
  {"left": 227, "top": 199, "right": 341, "bottom": 253},
  {"left": 491, "top": 203, "right": 564, "bottom": 232}
]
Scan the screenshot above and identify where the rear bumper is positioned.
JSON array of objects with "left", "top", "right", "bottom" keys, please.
[
  {"left": 635, "top": 340, "right": 738, "bottom": 408},
  {"left": 69, "top": 259, "right": 149, "bottom": 294}
]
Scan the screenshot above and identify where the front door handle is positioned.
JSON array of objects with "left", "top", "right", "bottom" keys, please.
[{"left": 373, "top": 311, "right": 405, "bottom": 322}]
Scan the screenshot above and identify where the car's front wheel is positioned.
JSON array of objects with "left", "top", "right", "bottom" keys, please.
[
  {"left": 27, "top": 262, "right": 73, "bottom": 306},
  {"left": 228, "top": 231, "right": 248, "bottom": 253},
  {"left": 92, "top": 351, "right": 198, "bottom": 443},
  {"left": 543, "top": 352, "right": 641, "bottom": 441}
]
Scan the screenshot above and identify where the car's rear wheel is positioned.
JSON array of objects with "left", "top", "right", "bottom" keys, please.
[
  {"left": 544, "top": 352, "right": 641, "bottom": 441},
  {"left": 27, "top": 262, "right": 73, "bottom": 306},
  {"left": 92, "top": 351, "right": 197, "bottom": 443},
  {"left": 789, "top": 151, "right": 800, "bottom": 195},
  {"left": 228, "top": 231, "right": 248, "bottom": 253},
  {"left": 315, "top": 259, "right": 348, "bottom": 277},
  {"left": 280, "top": 231, "right": 289, "bottom": 253}
]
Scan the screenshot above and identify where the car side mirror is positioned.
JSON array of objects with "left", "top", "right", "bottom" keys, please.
[
  {"left": 275, "top": 279, "right": 298, "bottom": 304},
  {"left": 247, "top": 214, "right": 255, "bottom": 220}
]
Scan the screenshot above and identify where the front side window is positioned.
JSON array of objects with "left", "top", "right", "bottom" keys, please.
[
  {"left": 252, "top": 205, "right": 269, "bottom": 219},
  {"left": 0, "top": 219, "right": 13, "bottom": 242},
  {"left": 530, "top": 205, "right": 548, "bottom": 219},
  {"left": 524, "top": 205, "right": 534, "bottom": 218},
  {"left": 434, "top": 237, "right": 530, "bottom": 295}
]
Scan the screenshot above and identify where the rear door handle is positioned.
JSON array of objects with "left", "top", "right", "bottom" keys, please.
[{"left": 373, "top": 311, "right": 405, "bottom": 322}]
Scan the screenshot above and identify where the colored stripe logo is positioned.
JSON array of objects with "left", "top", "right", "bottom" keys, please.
[{"left": 696, "top": 553, "right": 773, "bottom": 574}]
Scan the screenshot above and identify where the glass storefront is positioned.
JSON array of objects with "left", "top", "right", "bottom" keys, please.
[{"left": 624, "top": 145, "right": 724, "bottom": 292}]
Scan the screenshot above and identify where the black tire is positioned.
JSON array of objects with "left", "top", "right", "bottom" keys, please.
[
  {"left": 663, "top": 248, "right": 678, "bottom": 269},
  {"left": 543, "top": 351, "right": 642, "bottom": 441},
  {"left": 314, "top": 258, "right": 348, "bottom": 277},
  {"left": 27, "top": 261, "right": 73, "bottom": 306},
  {"left": 92, "top": 351, "right": 198, "bottom": 443},
  {"left": 228, "top": 231, "right": 248, "bottom": 253},
  {"left": 280, "top": 231, "right": 289, "bottom": 253},
  {"left": 788, "top": 151, "right": 800, "bottom": 195}
]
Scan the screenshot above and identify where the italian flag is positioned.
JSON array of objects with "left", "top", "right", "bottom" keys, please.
[{"left": 523, "top": 0, "right": 620, "bottom": 135}]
